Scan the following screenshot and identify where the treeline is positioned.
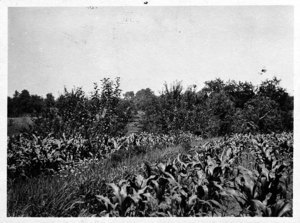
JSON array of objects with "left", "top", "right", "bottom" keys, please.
[
  {"left": 8, "top": 76, "right": 293, "bottom": 138},
  {"left": 8, "top": 90, "right": 55, "bottom": 117},
  {"left": 130, "top": 77, "right": 293, "bottom": 137},
  {"left": 18, "top": 78, "right": 134, "bottom": 138}
]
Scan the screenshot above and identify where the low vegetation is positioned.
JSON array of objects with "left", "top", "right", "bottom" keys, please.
[{"left": 8, "top": 132, "right": 292, "bottom": 216}]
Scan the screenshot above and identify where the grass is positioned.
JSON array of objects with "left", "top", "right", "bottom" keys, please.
[
  {"left": 125, "top": 111, "right": 144, "bottom": 136},
  {"left": 7, "top": 143, "right": 190, "bottom": 217},
  {"left": 8, "top": 176, "right": 79, "bottom": 216}
]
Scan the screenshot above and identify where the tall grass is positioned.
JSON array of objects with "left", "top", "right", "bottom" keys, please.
[{"left": 8, "top": 144, "right": 188, "bottom": 217}]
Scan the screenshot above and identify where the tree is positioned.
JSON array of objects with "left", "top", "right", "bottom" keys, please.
[
  {"left": 45, "top": 93, "right": 55, "bottom": 108},
  {"left": 224, "top": 80, "right": 255, "bottom": 108},
  {"left": 7, "top": 97, "right": 14, "bottom": 117},
  {"left": 18, "top": 90, "right": 31, "bottom": 115},
  {"left": 8, "top": 89, "right": 46, "bottom": 117},
  {"left": 202, "top": 78, "right": 225, "bottom": 94},
  {"left": 232, "top": 96, "right": 283, "bottom": 133},
  {"left": 124, "top": 91, "right": 134, "bottom": 100},
  {"left": 205, "top": 90, "right": 235, "bottom": 136},
  {"left": 29, "top": 95, "right": 44, "bottom": 115},
  {"left": 257, "top": 77, "right": 293, "bottom": 131},
  {"left": 258, "top": 77, "right": 290, "bottom": 110},
  {"left": 134, "top": 88, "right": 157, "bottom": 111},
  {"left": 34, "top": 77, "right": 130, "bottom": 138}
]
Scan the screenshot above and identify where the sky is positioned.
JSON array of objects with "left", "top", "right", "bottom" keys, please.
[{"left": 8, "top": 6, "right": 294, "bottom": 97}]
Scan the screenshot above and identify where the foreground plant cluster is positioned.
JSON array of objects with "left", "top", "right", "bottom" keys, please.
[
  {"left": 81, "top": 132, "right": 292, "bottom": 217},
  {"left": 8, "top": 132, "right": 194, "bottom": 179},
  {"left": 8, "top": 132, "right": 292, "bottom": 217}
]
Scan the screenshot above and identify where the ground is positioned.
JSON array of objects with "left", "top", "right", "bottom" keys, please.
[{"left": 125, "top": 111, "right": 145, "bottom": 135}]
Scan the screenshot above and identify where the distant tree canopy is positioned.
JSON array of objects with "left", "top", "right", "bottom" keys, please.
[
  {"left": 8, "top": 90, "right": 46, "bottom": 117},
  {"left": 136, "top": 77, "right": 293, "bottom": 136},
  {"left": 32, "top": 77, "right": 134, "bottom": 138},
  {"left": 8, "top": 76, "right": 293, "bottom": 137},
  {"left": 123, "top": 91, "right": 135, "bottom": 100},
  {"left": 132, "top": 88, "right": 157, "bottom": 113}
]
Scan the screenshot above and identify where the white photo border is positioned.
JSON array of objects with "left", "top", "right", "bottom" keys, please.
[{"left": 1, "top": 0, "right": 299, "bottom": 223}]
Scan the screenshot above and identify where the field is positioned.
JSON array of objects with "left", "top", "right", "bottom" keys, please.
[
  {"left": 7, "top": 77, "right": 294, "bottom": 217},
  {"left": 6, "top": 3, "right": 296, "bottom": 218},
  {"left": 7, "top": 132, "right": 293, "bottom": 217}
]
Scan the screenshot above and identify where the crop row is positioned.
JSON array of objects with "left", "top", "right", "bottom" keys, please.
[
  {"left": 77, "top": 133, "right": 293, "bottom": 217},
  {"left": 7, "top": 131, "right": 197, "bottom": 179}
]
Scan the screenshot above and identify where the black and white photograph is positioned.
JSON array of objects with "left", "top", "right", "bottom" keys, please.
[{"left": 0, "top": 0, "right": 299, "bottom": 221}]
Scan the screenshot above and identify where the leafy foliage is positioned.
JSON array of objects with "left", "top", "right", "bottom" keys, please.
[
  {"left": 7, "top": 77, "right": 293, "bottom": 217},
  {"left": 137, "top": 77, "right": 293, "bottom": 136},
  {"left": 7, "top": 132, "right": 196, "bottom": 179},
  {"left": 80, "top": 132, "right": 293, "bottom": 217},
  {"left": 8, "top": 90, "right": 45, "bottom": 117}
]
